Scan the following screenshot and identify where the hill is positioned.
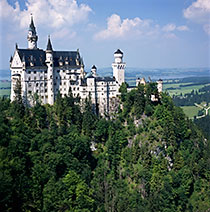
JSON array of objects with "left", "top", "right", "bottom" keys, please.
[{"left": 0, "top": 84, "right": 210, "bottom": 212}]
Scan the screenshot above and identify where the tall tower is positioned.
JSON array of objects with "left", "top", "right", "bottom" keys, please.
[
  {"left": 27, "top": 15, "right": 38, "bottom": 49},
  {"left": 112, "top": 49, "right": 126, "bottom": 86},
  {"left": 45, "top": 36, "right": 54, "bottom": 105}
]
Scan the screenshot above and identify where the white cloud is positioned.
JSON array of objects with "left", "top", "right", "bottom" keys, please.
[
  {"left": 0, "top": 0, "right": 92, "bottom": 32},
  {"left": 183, "top": 0, "right": 210, "bottom": 23},
  {"left": 183, "top": 0, "right": 210, "bottom": 35},
  {"left": 162, "top": 24, "right": 176, "bottom": 32},
  {"left": 94, "top": 14, "right": 159, "bottom": 40},
  {"left": 177, "top": 25, "right": 189, "bottom": 31},
  {"left": 94, "top": 14, "right": 189, "bottom": 41},
  {"left": 162, "top": 24, "right": 189, "bottom": 32},
  {"left": 52, "top": 28, "right": 76, "bottom": 40}
]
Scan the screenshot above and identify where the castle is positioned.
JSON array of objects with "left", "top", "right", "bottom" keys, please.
[{"left": 10, "top": 16, "right": 163, "bottom": 114}]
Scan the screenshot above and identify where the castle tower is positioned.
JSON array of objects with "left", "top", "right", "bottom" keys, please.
[
  {"left": 27, "top": 15, "right": 38, "bottom": 49},
  {"left": 45, "top": 36, "right": 54, "bottom": 105},
  {"left": 112, "top": 49, "right": 126, "bottom": 86},
  {"left": 157, "top": 79, "right": 163, "bottom": 93},
  {"left": 91, "top": 65, "right": 97, "bottom": 77}
]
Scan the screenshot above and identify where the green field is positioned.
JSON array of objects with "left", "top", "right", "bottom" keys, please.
[
  {"left": 163, "top": 83, "right": 210, "bottom": 96},
  {"left": 181, "top": 106, "right": 200, "bottom": 119}
]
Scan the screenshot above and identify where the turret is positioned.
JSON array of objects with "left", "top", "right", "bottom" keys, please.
[
  {"left": 91, "top": 65, "right": 97, "bottom": 77},
  {"left": 27, "top": 15, "right": 38, "bottom": 49},
  {"left": 112, "top": 49, "right": 126, "bottom": 86},
  {"left": 80, "top": 57, "right": 85, "bottom": 79},
  {"left": 45, "top": 36, "right": 54, "bottom": 104},
  {"left": 157, "top": 79, "right": 163, "bottom": 93},
  {"left": 114, "top": 49, "right": 123, "bottom": 63},
  {"left": 46, "top": 35, "right": 53, "bottom": 61}
]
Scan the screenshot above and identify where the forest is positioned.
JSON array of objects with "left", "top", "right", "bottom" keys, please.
[
  {"left": 0, "top": 82, "right": 210, "bottom": 212},
  {"left": 172, "top": 86, "right": 210, "bottom": 107}
]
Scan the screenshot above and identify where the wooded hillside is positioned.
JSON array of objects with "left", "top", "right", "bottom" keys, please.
[{"left": 0, "top": 83, "right": 210, "bottom": 212}]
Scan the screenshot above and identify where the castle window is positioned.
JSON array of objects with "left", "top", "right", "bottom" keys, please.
[
  {"left": 56, "top": 76, "right": 58, "bottom": 79},
  {"left": 34, "top": 77, "right": 36, "bottom": 80},
  {"left": 45, "top": 89, "right": 47, "bottom": 93},
  {"left": 45, "top": 83, "right": 47, "bottom": 86},
  {"left": 77, "top": 87, "right": 79, "bottom": 90},
  {"left": 54, "top": 83, "right": 56, "bottom": 86},
  {"left": 28, "top": 83, "right": 31, "bottom": 87},
  {"left": 28, "top": 91, "right": 32, "bottom": 94},
  {"left": 57, "top": 70, "right": 60, "bottom": 73},
  {"left": 36, "top": 83, "right": 39, "bottom": 87},
  {"left": 102, "top": 88, "right": 103, "bottom": 90},
  {"left": 40, "top": 83, "right": 43, "bottom": 86},
  {"left": 40, "top": 76, "right": 43, "bottom": 80},
  {"left": 64, "top": 82, "right": 66, "bottom": 85},
  {"left": 34, "top": 71, "right": 36, "bottom": 74},
  {"left": 28, "top": 71, "right": 31, "bottom": 74},
  {"left": 36, "top": 90, "right": 39, "bottom": 93},
  {"left": 46, "top": 95, "right": 48, "bottom": 98},
  {"left": 73, "top": 87, "right": 75, "bottom": 91},
  {"left": 28, "top": 77, "right": 31, "bottom": 81},
  {"left": 45, "top": 70, "right": 47, "bottom": 73}
]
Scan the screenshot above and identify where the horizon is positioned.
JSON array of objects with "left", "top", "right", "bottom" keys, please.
[{"left": 0, "top": 0, "right": 210, "bottom": 70}]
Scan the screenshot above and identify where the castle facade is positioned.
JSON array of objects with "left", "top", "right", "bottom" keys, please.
[{"left": 10, "top": 16, "right": 162, "bottom": 114}]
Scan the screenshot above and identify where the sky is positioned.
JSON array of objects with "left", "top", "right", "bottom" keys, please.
[{"left": 0, "top": 0, "right": 209, "bottom": 70}]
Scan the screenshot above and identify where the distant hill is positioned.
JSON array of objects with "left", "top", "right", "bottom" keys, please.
[
  {"left": 96, "top": 67, "right": 210, "bottom": 79},
  {"left": 0, "top": 69, "right": 10, "bottom": 80},
  {"left": 1, "top": 67, "right": 209, "bottom": 82}
]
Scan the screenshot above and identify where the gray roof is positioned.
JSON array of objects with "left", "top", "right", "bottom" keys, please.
[
  {"left": 96, "top": 76, "right": 115, "bottom": 82},
  {"left": 92, "top": 65, "right": 97, "bottom": 69},
  {"left": 17, "top": 49, "right": 47, "bottom": 68},
  {"left": 16, "top": 48, "right": 82, "bottom": 68},
  {"left": 53, "top": 51, "right": 82, "bottom": 67},
  {"left": 114, "top": 49, "right": 123, "bottom": 54}
]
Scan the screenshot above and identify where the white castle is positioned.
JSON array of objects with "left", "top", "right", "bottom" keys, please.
[{"left": 10, "top": 16, "right": 163, "bottom": 114}]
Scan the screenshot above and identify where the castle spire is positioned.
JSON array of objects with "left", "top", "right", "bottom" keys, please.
[
  {"left": 46, "top": 35, "right": 53, "bottom": 51},
  {"left": 29, "top": 14, "right": 36, "bottom": 32},
  {"left": 27, "top": 14, "right": 38, "bottom": 49}
]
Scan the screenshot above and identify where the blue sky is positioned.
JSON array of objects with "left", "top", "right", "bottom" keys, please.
[{"left": 0, "top": 0, "right": 209, "bottom": 70}]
